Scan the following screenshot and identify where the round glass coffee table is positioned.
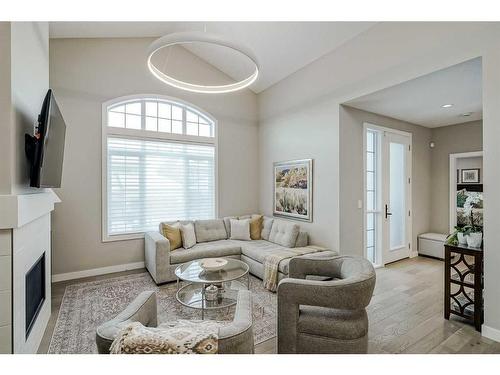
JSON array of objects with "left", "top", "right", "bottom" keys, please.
[{"left": 175, "top": 258, "right": 250, "bottom": 319}]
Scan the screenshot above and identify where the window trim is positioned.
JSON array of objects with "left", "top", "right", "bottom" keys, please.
[{"left": 101, "top": 94, "right": 219, "bottom": 242}]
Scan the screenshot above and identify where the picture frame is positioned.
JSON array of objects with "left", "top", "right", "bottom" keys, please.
[
  {"left": 461, "top": 168, "right": 480, "bottom": 183},
  {"left": 273, "top": 159, "right": 313, "bottom": 222}
]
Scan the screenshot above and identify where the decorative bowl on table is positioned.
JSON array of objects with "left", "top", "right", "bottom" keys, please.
[{"left": 199, "top": 258, "right": 228, "bottom": 272}]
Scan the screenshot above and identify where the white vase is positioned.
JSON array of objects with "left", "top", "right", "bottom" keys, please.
[
  {"left": 457, "top": 232, "right": 468, "bottom": 245},
  {"left": 466, "top": 232, "right": 483, "bottom": 248}
]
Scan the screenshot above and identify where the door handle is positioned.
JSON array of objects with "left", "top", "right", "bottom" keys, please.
[{"left": 385, "top": 204, "right": 392, "bottom": 219}]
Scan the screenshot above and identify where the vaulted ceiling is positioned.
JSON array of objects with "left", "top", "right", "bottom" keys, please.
[{"left": 49, "top": 22, "right": 376, "bottom": 93}]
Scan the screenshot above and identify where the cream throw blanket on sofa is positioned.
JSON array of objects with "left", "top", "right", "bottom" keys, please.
[
  {"left": 263, "top": 245, "right": 326, "bottom": 292},
  {"left": 110, "top": 320, "right": 219, "bottom": 354}
]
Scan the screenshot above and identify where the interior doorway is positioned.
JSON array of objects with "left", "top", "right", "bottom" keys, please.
[
  {"left": 364, "top": 123, "right": 412, "bottom": 266},
  {"left": 449, "top": 151, "right": 483, "bottom": 233}
]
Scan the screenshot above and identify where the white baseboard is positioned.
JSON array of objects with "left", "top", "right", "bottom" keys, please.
[
  {"left": 482, "top": 325, "right": 500, "bottom": 343},
  {"left": 52, "top": 261, "right": 145, "bottom": 283}
]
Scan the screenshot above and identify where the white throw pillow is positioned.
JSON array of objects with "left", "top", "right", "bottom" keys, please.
[
  {"left": 180, "top": 223, "right": 197, "bottom": 249},
  {"left": 230, "top": 219, "right": 251, "bottom": 241}
]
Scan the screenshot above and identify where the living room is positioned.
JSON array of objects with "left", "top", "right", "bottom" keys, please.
[{"left": 1, "top": 1, "right": 500, "bottom": 373}]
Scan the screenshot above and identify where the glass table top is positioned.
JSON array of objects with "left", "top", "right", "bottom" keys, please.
[{"left": 175, "top": 258, "right": 249, "bottom": 283}]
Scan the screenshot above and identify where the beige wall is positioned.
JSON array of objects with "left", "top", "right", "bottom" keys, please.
[
  {"left": 10, "top": 23, "right": 50, "bottom": 194},
  {"left": 259, "top": 98, "right": 340, "bottom": 249},
  {"left": 0, "top": 22, "right": 49, "bottom": 195},
  {"left": 49, "top": 38, "right": 259, "bottom": 276},
  {"left": 429, "top": 121, "right": 483, "bottom": 233},
  {"left": 339, "top": 106, "right": 432, "bottom": 256}
]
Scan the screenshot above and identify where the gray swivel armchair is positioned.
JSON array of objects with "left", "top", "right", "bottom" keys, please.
[
  {"left": 277, "top": 256, "right": 376, "bottom": 354},
  {"left": 96, "top": 290, "right": 254, "bottom": 354}
]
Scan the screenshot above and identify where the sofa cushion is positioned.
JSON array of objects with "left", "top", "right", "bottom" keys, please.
[
  {"left": 180, "top": 223, "right": 196, "bottom": 249},
  {"left": 170, "top": 240, "right": 241, "bottom": 264},
  {"left": 238, "top": 240, "right": 290, "bottom": 274},
  {"left": 159, "top": 220, "right": 193, "bottom": 233},
  {"left": 261, "top": 216, "right": 274, "bottom": 240},
  {"left": 249, "top": 215, "right": 263, "bottom": 240},
  {"left": 160, "top": 222, "right": 182, "bottom": 251},
  {"left": 239, "top": 241, "right": 338, "bottom": 275},
  {"left": 295, "top": 231, "right": 308, "bottom": 247},
  {"left": 195, "top": 219, "right": 227, "bottom": 243},
  {"left": 230, "top": 219, "right": 251, "bottom": 241},
  {"left": 222, "top": 216, "right": 238, "bottom": 238},
  {"left": 269, "top": 219, "right": 299, "bottom": 248}
]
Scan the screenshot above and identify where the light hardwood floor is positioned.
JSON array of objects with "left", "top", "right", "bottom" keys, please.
[{"left": 40, "top": 256, "right": 500, "bottom": 354}]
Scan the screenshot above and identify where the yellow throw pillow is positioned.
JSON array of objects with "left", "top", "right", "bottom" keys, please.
[
  {"left": 161, "top": 223, "right": 182, "bottom": 251},
  {"left": 249, "top": 215, "right": 263, "bottom": 240}
]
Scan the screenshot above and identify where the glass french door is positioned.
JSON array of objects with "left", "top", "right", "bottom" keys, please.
[
  {"left": 365, "top": 126, "right": 412, "bottom": 266},
  {"left": 382, "top": 132, "right": 411, "bottom": 264}
]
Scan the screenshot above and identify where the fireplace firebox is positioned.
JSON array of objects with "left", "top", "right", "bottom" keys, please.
[{"left": 25, "top": 252, "right": 46, "bottom": 338}]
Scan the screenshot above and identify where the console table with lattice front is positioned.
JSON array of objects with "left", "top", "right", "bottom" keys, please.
[{"left": 444, "top": 243, "right": 483, "bottom": 331}]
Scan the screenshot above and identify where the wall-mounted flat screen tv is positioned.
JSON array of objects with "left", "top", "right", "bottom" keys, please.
[{"left": 25, "top": 89, "right": 66, "bottom": 188}]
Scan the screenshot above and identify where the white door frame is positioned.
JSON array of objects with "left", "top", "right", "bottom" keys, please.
[
  {"left": 449, "top": 151, "right": 483, "bottom": 233},
  {"left": 363, "top": 123, "right": 414, "bottom": 266}
]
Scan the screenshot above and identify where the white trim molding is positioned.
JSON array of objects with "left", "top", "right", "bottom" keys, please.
[
  {"left": 52, "top": 261, "right": 145, "bottom": 283},
  {"left": 482, "top": 325, "right": 500, "bottom": 343}
]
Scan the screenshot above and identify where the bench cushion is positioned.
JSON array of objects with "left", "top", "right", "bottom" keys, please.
[
  {"left": 194, "top": 219, "right": 228, "bottom": 243},
  {"left": 169, "top": 240, "right": 241, "bottom": 264}
]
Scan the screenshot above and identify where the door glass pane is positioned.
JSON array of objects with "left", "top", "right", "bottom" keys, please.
[
  {"left": 365, "top": 130, "right": 378, "bottom": 264},
  {"left": 367, "top": 171, "right": 374, "bottom": 191},
  {"left": 390, "top": 142, "right": 406, "bottom": 249},
  {"left": 367, "top": 152, "right": 374, "bottom": 171}
]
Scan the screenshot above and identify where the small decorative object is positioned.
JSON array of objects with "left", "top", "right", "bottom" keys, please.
[
  {"left": 204, "top": 284, "right": 218, "bottom": 302},
  {"left": 200, "top": 258, "right": 228, "bottom": 272},
  {"left": 273, "top": 159, "right": 313, "bottom": 222},
  {"left": 461, "top": 168, "right": 480, "bottom": 183}
]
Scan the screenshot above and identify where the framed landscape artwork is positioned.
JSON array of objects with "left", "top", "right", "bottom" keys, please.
[{"left": 273, "top": 159, "right": 313, "bottom": 222}]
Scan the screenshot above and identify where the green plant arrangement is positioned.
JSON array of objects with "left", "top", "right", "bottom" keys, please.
[
  {"left": 446, "top": 225, "right": 466, "bottom": 246},
  {"left": 448, "top": 192, "right": 483, "bottom": 248}
]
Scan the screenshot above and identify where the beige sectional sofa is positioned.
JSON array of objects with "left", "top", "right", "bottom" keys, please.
[{"left": 144, "top": 215, "right": 338, "bottom": 285}]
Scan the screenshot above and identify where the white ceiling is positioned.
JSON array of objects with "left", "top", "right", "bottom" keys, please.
[
  {"left": 345, "top": 58, "right": 482, "bottom": 128},
  {"left": 49, "top": 22, "right": 376, "bottom": 93}
]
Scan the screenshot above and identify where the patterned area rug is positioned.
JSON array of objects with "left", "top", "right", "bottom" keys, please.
[{"left": 48, "top": 272, "right": 277, "bottom": 354}]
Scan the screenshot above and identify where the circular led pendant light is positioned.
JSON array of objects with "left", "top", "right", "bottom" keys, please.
[{"left": 147, "top": 31, "right": 259, "bottom": 94}]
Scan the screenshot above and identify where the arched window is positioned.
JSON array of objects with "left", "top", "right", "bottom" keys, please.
[{"left": 102, "top": 95, "right": 217, "bottom": 241}]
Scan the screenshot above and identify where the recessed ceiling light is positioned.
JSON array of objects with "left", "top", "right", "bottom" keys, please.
[
  {"left": 462, "top": 112, "right": 473, "bottom": 117},
  {"left": 441, "top": 104, "right": 454, "bottom": 108}
]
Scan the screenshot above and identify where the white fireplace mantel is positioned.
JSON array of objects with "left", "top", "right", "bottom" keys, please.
[
  {"left": 0, "top": 190, "right": 60, "bottom": 353},
  {"left": 0, "top": 190, "right": 61, "bottom": 230}
]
